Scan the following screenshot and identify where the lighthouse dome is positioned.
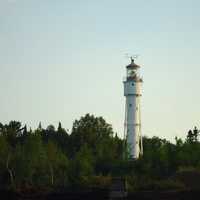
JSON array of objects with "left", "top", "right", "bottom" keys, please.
[{"left": 126, "top": 59, "right": 140, "bottom": 69}]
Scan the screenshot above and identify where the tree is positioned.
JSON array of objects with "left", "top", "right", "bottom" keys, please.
[
  {"left": 69, "top": 144, "right": 94, "bottom": 186},
  {"left": 3, "top": 121, "right": 22, "bottom": 147},
  {"left": 20, "top": 134, "right": 47, "bottom": 187},
  {"left": 46, "top": 125, "right": 55, "bottom": 133},
  {"left": 38, "top": 122, "right": 42, "bottom": 130},
  {"left": 46, "top": 140, "right": 69, "bottom": 187},
  {"left": 46, "top": 141, "right": 58, "bottom": 186},
  {"left": 186, "top": 127, "right": 199, "bottom": 143},
  {"left": 57, "top": 122, "right": 63, "bottom": 132},
  {"left": 0, "top": 121, "right": 24, "bottom": 188},
  {"left": 70, "top": 114, "right": 113, "bottom": 155},
  {"left": 0, "top": 123, "right": 3, "bottom": 133},
  {"left": 0, "top": 135, "right": 14, "bottom": 187}
]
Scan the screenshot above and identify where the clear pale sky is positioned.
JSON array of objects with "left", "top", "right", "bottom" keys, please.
[{"left": 1, "top": 0, "right": 200, "bottom": 141}]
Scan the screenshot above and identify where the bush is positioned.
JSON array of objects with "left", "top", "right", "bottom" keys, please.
[
  {"left": 87, "top": 175, "right": 112, "bottom": 189},
  {"left": 175, "top": 167, "right": 200, "bottom": 190},
  {"left": 127, "top": 176, "right": 185, "bottom": 191}
]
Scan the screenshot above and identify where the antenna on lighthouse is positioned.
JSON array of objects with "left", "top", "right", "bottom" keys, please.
[{"left": 125, "top": 54, "right": 139, "bottom": 62}]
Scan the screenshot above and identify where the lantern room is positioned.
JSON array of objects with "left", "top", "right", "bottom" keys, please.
[{"left": 126, "top": 58, "right": 140, "bottom": 80}]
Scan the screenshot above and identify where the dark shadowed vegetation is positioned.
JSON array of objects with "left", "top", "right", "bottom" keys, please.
[{"left": 0, "top": 114, "right": 200, "bottom": 193}]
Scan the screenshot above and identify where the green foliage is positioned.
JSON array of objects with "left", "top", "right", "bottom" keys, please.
[
  {"left": 46, "top": 140, "right": 69, "bottom": 187},
  {"left": 0, "top": 118, "right": 200, "bottom": 191},
  {"left": 70, "top": 114, "right": 113, "bottom": 153},
  {"left": 68, "top": 144, "right": 94, "bottom": 186},
  {"left": 0, "top": 136, "right": 11, "bottom": 187},
  {"left": 186, "top": 127, "right": 199, "bottom": 143}
]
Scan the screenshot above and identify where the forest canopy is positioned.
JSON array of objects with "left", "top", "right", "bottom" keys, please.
[{"left": 0, "top": 114, "right": 199, "bottom": 191}]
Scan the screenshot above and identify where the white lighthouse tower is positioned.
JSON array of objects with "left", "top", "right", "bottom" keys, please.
[{"left": 123, "top": 58, "right": 143, "bottom": 159}]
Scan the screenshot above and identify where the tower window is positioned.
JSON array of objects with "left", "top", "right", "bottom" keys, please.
[
  {"left": 129, "top": 104, "right": 132, "bottom": 107},
  {"left": 132, "top": 83, "right": 134, "bottom": 86}
]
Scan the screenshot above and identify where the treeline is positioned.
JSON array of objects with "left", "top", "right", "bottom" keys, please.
[
  {"left": 0, "top": 114, "right": 123, "bottom": 190},
  {"left": 0, "top": 114, "right": 200, "bottom": 191}
]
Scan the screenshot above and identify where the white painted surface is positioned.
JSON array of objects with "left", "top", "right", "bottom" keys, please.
[{"left": 123, "top": 63, "right": 143, "bottom": 159}]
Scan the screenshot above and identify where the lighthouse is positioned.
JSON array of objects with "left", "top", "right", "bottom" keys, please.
[{"left": 123, "top": 58, "right": 143, "bottom": 159}]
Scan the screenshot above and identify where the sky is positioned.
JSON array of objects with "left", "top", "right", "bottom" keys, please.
[{"left": 0, "top": 0, "right": 200, "bottom": 141}]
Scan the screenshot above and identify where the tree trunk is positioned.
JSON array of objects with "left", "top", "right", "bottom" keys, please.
[
  {"left": 50, "top": 165, "right": 54, "bottom": 186},
  {"left": 6, "top": 154, "right": 15, "bottom": 188}
]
